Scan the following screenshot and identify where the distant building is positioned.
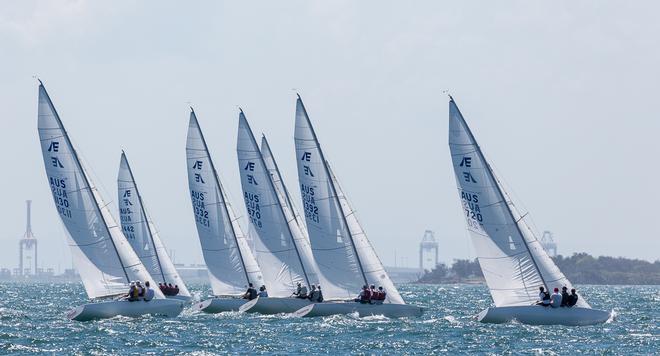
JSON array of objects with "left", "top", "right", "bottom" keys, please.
[
  {"left": 419, "top": 230, "right": 439, "bottom": 271},
  {"left": 19, "top": 200, "right": 38, "bottom": 276},
  {"left": 540, "top": 231, "right": 557, "bottom": 257}
]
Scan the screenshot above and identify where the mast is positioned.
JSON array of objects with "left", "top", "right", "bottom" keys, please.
[
  {"left": 296, "top": 95, "right": 369, "bottom": 286},
  {"left": 39, "top": 82, "right": 130, "bottom": 284},
  {"left": 450, "top": 96, "right": 548, "bottom": 290},
  {"left": 240, "top": 110, "right": 311, "bottom": 288},
  {"left": 121, "top": 151, "right": 167, "bottom": 283},
  {"left": 191, "top": 109, "right": 251, "bottom": 285}
]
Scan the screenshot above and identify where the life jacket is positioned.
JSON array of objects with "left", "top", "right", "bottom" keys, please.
[
  {"left": 130, "top": 286, "right": 139, "bottom": 298},
  {"left": 542, "top": 291, "right": 550, "bottom": 301},
  {"left": 317, "top": 291, "right": 324, "bottom": 303},
  {"left": 379, "top": 291, "right": 386, "bottom": 301}
]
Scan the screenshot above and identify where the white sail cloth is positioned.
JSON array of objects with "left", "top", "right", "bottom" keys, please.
[
  {"left": 237, "top": 112, "right": 319, "bottom": 297},
  {"left": 260, "top": 135, "right": 307, "bottom": 235},
  {"left": 118, "top": 152, "right": 190, "bottom": 297},
  {"left": 448, "top": 97, "right": 589, "bottom": 308},
  {"left": 186, "top": 110, "right": 263, "bottom": 296},
  {"left": 294, "top": 96, "right": 404, "bottom": 304},
  {"left": 37, "top": 83, "right": 164, "bottom": 300}
]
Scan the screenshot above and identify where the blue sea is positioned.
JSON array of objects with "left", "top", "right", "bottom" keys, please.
[{"left": 0, "top": 283, "right": 657, "bottom": 355}]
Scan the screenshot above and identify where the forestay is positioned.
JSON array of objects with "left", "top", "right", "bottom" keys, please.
[
  {"left": 294, "top": 96, "right": 404, "bottom": 304},
  {"left": 448, "top": 97, "right": 588, "bottom": 308},
  {"left": 37, "top": 83, "right": 164, "bottom": 300},
  {"left": 186, "top": 110, "right": 263, "bottom": 296},
  {"left": 118, "top": 152, "right": 190, "bottom": 297},
  {"left": 237, "top": 112, "right": 319, "bottom": 297}
]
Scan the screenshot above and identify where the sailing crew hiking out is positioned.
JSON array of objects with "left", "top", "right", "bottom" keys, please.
[
  {"left": 126, "top": 281, "right": 154, "bottom": 302},
  {"left": 159, "top": 283, "right": 180, "bottom": 296},
  {"left": 354, "top": 285, "right": 386, "bottom": 304},
  {"left": 243, "top": 283, "right": 258, "bottom": 300},
  {"left": 536, "top": 286, "right": 579, "bottom": 308}
]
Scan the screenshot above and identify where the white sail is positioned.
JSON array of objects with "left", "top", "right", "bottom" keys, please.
[
  {"left": 294, "top": 96, "right": 404, "bottom": 304},
  {"left": 118, "top": 152, "right": 191, "bottom": 297},
  {"left": 237, "top": 112, "right": 319, "bottom": 297},
  {"left": 37, "top": 83, "right": 164, "bottom": 300},
  {"left": 260, "top": 135, "right": 307, "bottom": 235},
  {"left": 186, "top": 110, "right": 263, "bottom": 296},
  {"left": 448, "top": 97, "right": 589, "bottom": 308}
]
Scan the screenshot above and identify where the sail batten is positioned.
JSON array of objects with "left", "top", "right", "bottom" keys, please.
[
  {"left": 186, "top": 110, "right": 263, "bottom": 296},
  {"left": 294, "top": 96, "right": 404, "bottom": 304},
  {"left": 37, "top": 83, "right": 164, "bottom": 300},
  {"left": 448, "top": 97, "right": 589, "bottom": 308}
]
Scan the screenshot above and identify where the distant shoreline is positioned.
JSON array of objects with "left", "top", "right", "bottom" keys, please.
[{"left": 417, "top": 252, "right": 660, "bottom": 285}]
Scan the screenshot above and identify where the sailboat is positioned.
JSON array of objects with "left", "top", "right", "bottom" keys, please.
[
  {"left": 236, "top": 111, "right": 322, "bottom": 314},
  {"left": 448, "top": 96, "right": 611, "bottom": 325},
  {"left": 186, "top": 109, "right": 265, "bottom": 313},
  {"left": 290, "top": 95, "right": 423, "bottom": 318},
  {"left": 37, "top": 82, "right": 183, "bottom": 321},
  {"left": 117, "top": 152, "right": 191, "bottom": 301}
]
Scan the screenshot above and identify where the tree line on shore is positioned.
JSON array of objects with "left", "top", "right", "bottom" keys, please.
[{"left": 417, "top": 253, "right": 660, "bottom": 285}]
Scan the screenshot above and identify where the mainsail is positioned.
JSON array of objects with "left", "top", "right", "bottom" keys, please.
[
  {"left": 448, "top": 96, "right": 589, "bottom": 308},
  {"left": 37, "top": 83, "right": 164, "bottom": 300},
  {"left": 237, "top": 111, "right": 319, "bottom": 297},
  {"left": 118, "top": 152, "right": 191, "bottom": 297},
  {"left": 294, "top": 95, "right": 404, "bottom": 304},
  {"left": 186, "top": 109, "right": 263, "bottom": 296}
]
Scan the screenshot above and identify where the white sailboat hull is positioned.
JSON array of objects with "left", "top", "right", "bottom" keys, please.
[
  {"left": 478, "top": 306, "right": 611, "bottom": 326},
  {"left": 166, "top": 295, "right": 192, "bottom": 303},
  {"left": 195, "top": 298, "right": 248, "bottom": 313},
  {"left": 67, "top": 299, "right": 184, "bottom": 322},
  {"left": 239, "top": 296, "right": 312, "bottom": 314},
  {"left": 293, "top": 301, "right": 423, "bottom": 318}
]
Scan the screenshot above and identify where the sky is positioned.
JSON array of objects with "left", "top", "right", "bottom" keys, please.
[{"left": 1, "top": 1, "right": 658, "bottom": 272}]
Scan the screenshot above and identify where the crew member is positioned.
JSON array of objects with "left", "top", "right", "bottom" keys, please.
[
  {"left": 308, "top": 285, "right": 319, "bottom": 302},
  {"left": 375, "top": 286, "right": 386, "bottom": 304},
  {"left": 561, "top": 287, "right": 570, "bottom": 307},
  {"left": 258, "top": 285, "right": 269, "bottom": 298},
  {"left": 536, "top": 286, "right": 551, "bottom": 307},
  {"left": 294, "top": 282, "right": 308, "bottom": 299},
  {"left": 550, "top": 287, "right": 562, "bottom": 308},
  {"left": 143, "top": 281, "right": 155, "bottom": 302},
  {"left": 355, "top": 285, "right": 371, "bottom": 304},
  {"left": 127, "top": 281, "right": 139, "bottom": 302},
  {"left": 243, "top": 283, "right": 258, "bottom": 300},
  {"left": 567, "top": 288, "right": 579, "bottom": 307}
]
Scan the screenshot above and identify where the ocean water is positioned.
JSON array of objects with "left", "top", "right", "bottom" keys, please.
[{"left": 0, "top": 283, "right": 657, "bottom": 355}]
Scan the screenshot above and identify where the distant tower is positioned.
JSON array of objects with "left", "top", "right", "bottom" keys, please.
[
  {"left": 19, "top": 200, "right": 38, "bottom": 276},
  {"left": 419, "top": 230, "right": 439, "bottom": 271},
  {"left": 540, "top": 230, "right": 557, "bottom": 257}
]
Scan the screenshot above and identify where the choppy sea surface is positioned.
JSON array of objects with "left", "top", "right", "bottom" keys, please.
[{"left": 0, "top": 283, "right": 657, "bottom": 355}]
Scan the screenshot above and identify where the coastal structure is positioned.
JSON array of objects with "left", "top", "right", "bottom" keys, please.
[
  {"left": 18, "top": 200, "right": 37, "bottom": 276},
  {"left": 419, "top": 230, "right": 439, "bottom": 271},
  {"left": 540, "top": 231, "right": 558, "bottom": 257}
]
